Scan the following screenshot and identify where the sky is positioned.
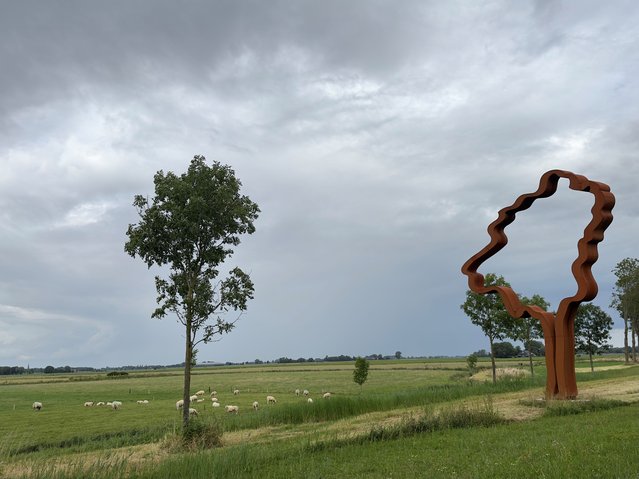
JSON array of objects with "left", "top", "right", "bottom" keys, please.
[{"left": 1, "top": 1, "right": 638, "bottom": 368}]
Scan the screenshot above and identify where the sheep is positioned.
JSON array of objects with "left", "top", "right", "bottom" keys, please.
[
  {"left": 106, "top": 402, "right": 113, "bottom": 407},
  {"left": 195, "top": 390, "right": 205, "bottom": 396},
  {"left": 266, "top": 395, "right": 277, "bottom": 404},
  {"left": 212, "top": 402, "right": 220, "bottom": 408},
  {"left": 295, "top": 389, "right": 300, "bottom": 396},
  {"left": 32, "top": 401, "right": 42, "bottom": 411},
  {"left": 210, "top": 397, "right": 218, "bottom": 403},
  {"left": 188, "top": 408, "right": 198, "bottom": 417},
  {"left": 176, "top": 399, "right": 184, "bottom": 410},
  {"left": 323, "top": 392, "right": 331, "bottom": 399},
  {"left": 111, "top": 401, "right": 122, "bottom": 410},
  {"left": 252, "top": 401, "right": 259, "bottom": 410},
  {"left": 196, "top": 398, "right": 205, "bottom": 403},
  {"left": 210, "top": 390, "right": 218, "bottom": 398},
  {"left": 96, "top": 402, "right": 105, "bottom": 406},
  {"left": 84, "top": 401, "right": 94, "bottom": 407},
  {"left": 137, "top": 400, "right": 150, "bottom": 405},
  {"left": 303, "top": 389, "right": 309, "bottom": 396},
  {"left": 233, "top": 389, "right": 240, "bottom": 395},
  {"left": 225, "top": 405, "right": 239, "bottom": 414},
  {"left": 189, "top": 394, "right": 199, "bottom": 402},
  {"left": 307, "top": 398, "right": 313, "bottom": 404}
]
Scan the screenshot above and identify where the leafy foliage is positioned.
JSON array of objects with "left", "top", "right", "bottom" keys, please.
[
  {"left": 353, "top": 357, "right": 370, "bottom": 388},
  {"left": 125, "top": 156, "right": 259, "bottom": 426},
  {"left": 575, "top": 303, "right": 613, "bottom": 371}
]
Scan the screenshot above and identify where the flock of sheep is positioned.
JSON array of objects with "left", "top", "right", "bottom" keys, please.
[{"left": 31, "top": 388, "right": 332, "bottom": 414}]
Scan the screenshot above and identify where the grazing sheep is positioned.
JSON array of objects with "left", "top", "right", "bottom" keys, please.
[
  {"left": 195, "top": 390, "right": 205, "bottom": 396},
  {"left": 266, "top": 395, "right": 277, "bottom": 404},
  {"left": 137, "top": 400, "right": 150, "bottom": 405},
  {"left": 252, "top": 401, "right": 259, "bottom": 410},
  {"left": 196, "top": 398, "right": 205, "bottom": 403},
  {"left": 233, "top": 389, "right": 240, "bottom": 395},
  {"left": 303, "top": 390, "right": 309, "bottom": 396},
  {"left": 307, "top": 398, "right": 313, "bottom": 403},
  {"left": 210, "top": 390, "right": 218, "bottom": 398},
  {"left": 111, "top": 401, "right": 122, "bottom": 410},
  {"left": 32, "top": 402, "right": 42, "bottom": 411},
  {"left": 323, "top": 392, "right": 331, "bottom": 399},
  {"left": 295, "top": 389, "right": 300, "bottom": 396},
  {"left": 210, "top": 397, "right": 218, "bottom": 403},
  {"left": 84, "top": 401, "right": 94, "bottom": 407},
  {"left": 225, "top": 405, "right": 239, "bottom": 414},
  {"left": 189, "top": 394, "right": 199, "bottom": 402},
  {"left": 188, "top": 408, "right": 198, "bottom": 417},
  {"left": 212, "top": 402, "right": 220, "bottom": 408},
  {"left": 106, "top": 402, "right": 113, "bottom": 407},
  {"left": 176, "top": 399, "right": 184, "bottom": 410},
  {"left": 96, "top": 402, "right": 105, "bottom": 406}
]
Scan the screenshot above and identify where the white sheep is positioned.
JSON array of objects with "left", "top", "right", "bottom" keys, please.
[
  {"left": 212, "top": 401, "right": 220, "bottom": 408},
  {"left": 189, "top": 394, "right": 199, "bottom": 402},
  {"left": 111, "top": 401, "right": 122, "bottom": 410},
  {"left": 210, "top": 397, "right": 218, "bottom": 403},
  {"left": 210, "top": 390, "right": 218, "bottom": 398},
  {"left": 84, "top": 401, "right": 94, "bottom": 407},
  {"left": 176, "top": 399, "right": 184, "bottom": 410},
  {"left": 106, "top": 402, "right": 113, "bottom": 407},
  {"left": 188, "top": 408, "right": 198, "bottom": 417},
  {"left": 295, "top": 389, "right": 300, "bottom": 396},
  {"left": 195, "top": 390, "right": 205, "bottom": 396},
  {"left": 303, "top": 389, "right": 309, "bottom": 396},
  {"left": 96, "top": 402, "right": 105, "bottom": 406},
  {"left": 252, "top": 401, "right": 259, "bottom": 410},
  {"left": 307, "top": 398, "right": 313, "bottom": 403},
  {"left": 266, "top": 395, "right": 277, "bottom": 404},
  {"left": 323, "top": 392, "right": 331, "bottom": 399},
  {"left": 233, "top": 389, "right": 240, "bottom": 395},
  {"left": 137, "top": 400, "right": 150, "bottom": 405},
  {"left": 32, "top": 401, "right": 42, "bottom": 411},
  {"left": 225, "top": 405, "right": 239, "bottom": 414},
  {"left": 196, "top": 398, "right": 205, "bottom": 403}
]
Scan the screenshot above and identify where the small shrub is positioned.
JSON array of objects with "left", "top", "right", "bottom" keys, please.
[{"left": 178, "top": 418, "right": 223, "bottom": 451}]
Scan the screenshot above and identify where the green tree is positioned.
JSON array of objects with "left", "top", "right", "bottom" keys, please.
[
  {"left": 510, "top": 294, "right": 549, "bottom": 376},
  {"left": 466, "top": 353, "right": 478, "bottom": 373},
  {"left": 611, "top": 258, "right": 639, "bottom": 363},
  {"left": 575, "top": 303, "right": 613, "bottom": 372},
  {"left": 395, "top": 351, "right": 402, "bottom": 359},
  {"left": 461, "top": 273, "right": 511, "bottom": 384},
  {"left": 44, "top": 365, "right": 55, "bottom": 374},
  {"left": 125, "top": 156, "right": 259, "bottom": 427},
  {"left": 492, "top": 341, "right": 520, "bottom": 358},
  {"left": 353, "top": 357, "right": 370, "bottom": 390}
]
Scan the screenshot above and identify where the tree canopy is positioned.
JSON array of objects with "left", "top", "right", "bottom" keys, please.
[
  {"left": 575, "top": 303, "right": 613, "bottom": 372},
  {"left": 125, "top": 156, "right": 259, "bottom": 427}
]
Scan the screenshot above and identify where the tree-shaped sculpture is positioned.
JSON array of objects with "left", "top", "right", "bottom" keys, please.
[{"left": 461, "top": 170, "right": 615, "bottom": 399}]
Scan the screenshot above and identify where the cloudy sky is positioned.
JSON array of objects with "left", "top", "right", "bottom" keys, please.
[{"left": 1, "top": 1, "right": 638, "bottom": 368}]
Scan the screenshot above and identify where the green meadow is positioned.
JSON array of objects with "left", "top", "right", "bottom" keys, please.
[{"left": 1, "top": 357, "right": 638, "bottom": 478}]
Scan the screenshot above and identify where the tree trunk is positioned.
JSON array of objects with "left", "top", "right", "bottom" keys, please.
[
  {"left": 527, "top": 345, "right": 534, "bottom": 377},
  {"left": 589, "top": 350, "right": 594, "bottom": 373},
  {"left": 182, "top": 320, "right": 192, "bottom": 428},
  {"left": 624, "top": 315, "right": 629, "bottom": 364},
  {"left": 632, "top": 319, "right": 637, "bottom": 363},
  {"left": 489, "top": 337, "right": 496, "bottom": 385}
]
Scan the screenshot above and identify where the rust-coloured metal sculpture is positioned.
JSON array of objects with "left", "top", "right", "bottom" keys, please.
[{"left": 461, "top": 170, "right": 615, "bottom": 399}]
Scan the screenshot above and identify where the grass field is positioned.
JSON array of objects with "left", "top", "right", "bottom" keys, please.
[{"left": 1, "top": 357, "right": 637, "bottom": 478}]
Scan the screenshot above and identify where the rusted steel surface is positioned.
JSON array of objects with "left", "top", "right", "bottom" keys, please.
[{"left": 461, "top": 170, "right": 615, "bottom": 399}]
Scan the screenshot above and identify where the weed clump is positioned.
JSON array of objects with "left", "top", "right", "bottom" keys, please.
[{"left": 175, "top": 418, "right": 223, "bottom": 451}]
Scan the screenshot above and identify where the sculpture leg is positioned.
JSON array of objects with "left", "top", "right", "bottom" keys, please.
[
  {"left": 555, "top": 315, "right": 578, "bottom": 399},
  {"left": 541, "top": 320, "right": 558, "bottom": 399}
]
